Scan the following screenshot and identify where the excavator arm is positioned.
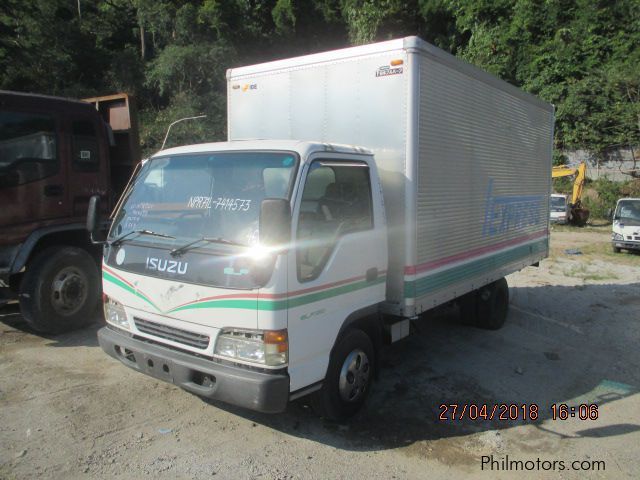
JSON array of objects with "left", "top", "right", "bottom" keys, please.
[{"left": 551, "top": 162, "right": 589, "bottom": 225}]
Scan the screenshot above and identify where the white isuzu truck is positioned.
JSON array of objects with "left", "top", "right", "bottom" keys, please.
[
  {"left": 611, "top": 198, "right": 640, "bottom": 253},
  {"left": 91, "top": 37, "right": 553, "bottom": 419}
]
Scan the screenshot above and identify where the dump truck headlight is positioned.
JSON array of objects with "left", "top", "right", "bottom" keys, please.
[
  {"left": 215, "top": 328, "right": 288, "bottom": 367},
  {"left": 103, "top": 294, "right": 129, "bottom": 330},
  {"left": 612, "top": 233, "right": 624, "bottom": 241}
]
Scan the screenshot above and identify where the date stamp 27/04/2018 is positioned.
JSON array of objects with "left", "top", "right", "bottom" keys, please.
[{"left": 439, "top": 403, "right": 599, "bottom": 422}]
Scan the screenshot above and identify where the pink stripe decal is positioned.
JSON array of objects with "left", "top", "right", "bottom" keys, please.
[
  {"left": 103, "top": 265, "right": 136, "bottom": 289},
  {"left": 166, "top": 270, "right": 388, "bottom": 311},
  {"left": 404, "top": 231, "right": 548, "bottom": 275}
]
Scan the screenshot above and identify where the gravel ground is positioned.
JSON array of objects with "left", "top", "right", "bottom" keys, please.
[{"left": 1, "top": 228, "right": 639, "bottom": 479}]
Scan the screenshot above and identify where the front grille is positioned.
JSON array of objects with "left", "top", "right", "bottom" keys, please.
[{"left": 133, "top": 317, "right": 210, "bottom": 349}]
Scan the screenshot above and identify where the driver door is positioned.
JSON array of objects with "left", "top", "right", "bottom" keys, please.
[
  {"left": 286, "top": 156, "right": 387, "bottom": 391},
  {"left": 0, "top": 108, "right": 69, "bottom": 228}
]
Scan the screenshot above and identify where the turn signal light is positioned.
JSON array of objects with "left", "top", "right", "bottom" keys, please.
[{"left": 265, "top": 329, "right": 288, "bottom": 353}]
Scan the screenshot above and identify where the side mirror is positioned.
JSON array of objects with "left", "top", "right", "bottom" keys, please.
[
  {"left": 86, "top": 195, "right": 107, "bottom": 244},
  {"left": 259, "top": 198, "right": 291, "bottom": 247}
]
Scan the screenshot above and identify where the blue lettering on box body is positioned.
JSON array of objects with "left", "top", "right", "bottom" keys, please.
[{"left": 482, "top": 179, "right": 544, "bottom": 236}]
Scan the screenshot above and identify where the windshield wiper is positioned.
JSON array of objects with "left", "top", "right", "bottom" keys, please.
[
  {"left": 170, "top": 236, "right": 246, "bottom": 257},
  {"left": 111, "top": 229, "right": 175, "bottom": 247}
]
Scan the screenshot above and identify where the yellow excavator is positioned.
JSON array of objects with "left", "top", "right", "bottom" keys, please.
[{"left": 551, "top": 162, "right": 589, "bottom": 226}]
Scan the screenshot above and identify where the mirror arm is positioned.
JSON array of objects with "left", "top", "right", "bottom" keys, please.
[{"left": 87, "top": 195, "right": 107, "bottom": 244}]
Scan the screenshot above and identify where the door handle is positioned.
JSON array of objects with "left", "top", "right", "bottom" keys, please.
[
  {"left": 366, "top": 267, "right": 378, "bottom": 282},
  {"left": 44, "top": 184, "right": 64, "bottom": 197}
]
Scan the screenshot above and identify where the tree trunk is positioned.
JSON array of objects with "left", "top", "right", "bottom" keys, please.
[{"left": 140, "top": 24, "right": 146, "bottom": 60}]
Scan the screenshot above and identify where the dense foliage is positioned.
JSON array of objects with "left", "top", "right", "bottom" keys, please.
[{"left": 1, "top": 0, "right": 638, "bottom": 157}]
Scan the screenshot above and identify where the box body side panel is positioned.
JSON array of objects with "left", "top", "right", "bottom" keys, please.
[{"left": 409, "top": 54, "right": 553, "bottom": 312}]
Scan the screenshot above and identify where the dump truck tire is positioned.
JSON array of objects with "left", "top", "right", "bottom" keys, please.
[{"left": 20, "top": 246, "right": 100, "bottom": 334}]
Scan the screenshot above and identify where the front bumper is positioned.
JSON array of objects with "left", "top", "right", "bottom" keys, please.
[
  {"left": 613, "top": 240, "right": 640, "bottom": 251},
  {"left": 98, "top": 326, "right": 290, "bottom": 413}
]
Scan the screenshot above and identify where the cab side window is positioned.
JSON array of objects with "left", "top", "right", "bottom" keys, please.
[
  {"left": 0, "top": 111, "right": 58, "bottom": 187},
  {"left": 297, "top": 161, "right": 373, "bottom": 281},
  {"left": 72, "top": 120, "right": 99, "bottom": 172}
]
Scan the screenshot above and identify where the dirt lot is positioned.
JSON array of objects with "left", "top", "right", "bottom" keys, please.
[{"left": 1, "top": 227, "right": 639, "bottom": 479}]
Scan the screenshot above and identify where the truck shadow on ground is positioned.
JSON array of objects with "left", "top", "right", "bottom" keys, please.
[
  {"left": 203, "top": 281, "right": 640, "bottom": 452},
  {"left": 0, "top": 302, "right": 103, "bottom": 348}
]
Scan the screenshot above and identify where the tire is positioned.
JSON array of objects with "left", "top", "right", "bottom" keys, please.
[
  {"left": 19, "top": 246, "right": 100, "bottom": 334},
  {"left": 612, "top": 246, "right": 621, "bottom": 253},
  {"left": 311, "top": 329, "right": 375, "bottom": 421},
  {"left": 475, "top": 278, "right": 509, "bottom": 330}
]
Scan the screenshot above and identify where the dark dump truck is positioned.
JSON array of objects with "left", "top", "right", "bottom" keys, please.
[{"left": 0, "top": 91, "right": 139, "bottom": 333}]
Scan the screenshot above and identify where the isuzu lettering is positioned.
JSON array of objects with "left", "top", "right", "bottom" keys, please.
[{"left": 92, "top": 37, "right": 554, "bottom": 419}]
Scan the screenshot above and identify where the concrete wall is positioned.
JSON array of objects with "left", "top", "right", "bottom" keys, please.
[{"left": 565, "top": 147, "right": 639, "bottom": 181}]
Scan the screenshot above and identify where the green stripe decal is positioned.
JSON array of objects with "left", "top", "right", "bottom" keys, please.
[
  {"left": 169, "top": 276, "right": 386, "bottom": 313},
  {"left": 103, "top": 269, "right": 385, "bottom": 313},
  {"left": 102, "top": 271, "right": 160, "bottom": 311},
  {"left": 404, "top": 239, "right": 547, "bottom": 298}
]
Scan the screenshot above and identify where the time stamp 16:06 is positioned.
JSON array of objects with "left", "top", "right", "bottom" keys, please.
[{"left": 439, "top": 403, "right": 599, "bottom": 421}]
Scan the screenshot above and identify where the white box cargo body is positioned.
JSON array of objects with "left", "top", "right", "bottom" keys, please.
[{"left": 227, "top": 36, "right": 553, "bottom": 318}]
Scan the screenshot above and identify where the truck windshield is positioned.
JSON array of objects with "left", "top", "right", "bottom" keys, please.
[
  {"left": 550, "top": 196, "right": 566, "bottom": 212},
  {"left": 109, "top": 151, "right": 297, "bottom": 248},
  {"left": 615, "top": 200, "right": 640, "bottom": 226}
]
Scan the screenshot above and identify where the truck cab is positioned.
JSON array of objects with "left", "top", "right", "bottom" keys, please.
[
  {"left": 550, "top": 194, "right": 570, "bottom": 224},
  {"left": 98, "top": 140, "right": 388, "bottom": 417},
  {"left": 612, "top": 198, "right": 640, "bottom": 253}
]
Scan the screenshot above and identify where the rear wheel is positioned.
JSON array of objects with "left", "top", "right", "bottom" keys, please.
[
  {"left": 311, "top": 329, "right": 374, "bottom": 421},
  {"left": 19, "top": 246, "right": 100, "bottom": 334},
  {"left": 476, "top": 278, "right": 509, "bottom": 330}
]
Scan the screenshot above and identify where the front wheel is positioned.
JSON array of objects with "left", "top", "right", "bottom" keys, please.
[
  {"left": 19, "top": 246, "right": 100, "bottom": 334},
  {"left": 311, "top": 329, "right": 374, "bottom": 421},
  {"left": 612, "top": 245, "right": 621, "bottom": 253}
]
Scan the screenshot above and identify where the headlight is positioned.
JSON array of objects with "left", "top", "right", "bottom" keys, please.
[
  {"left": 612, "top": 233, "right": 624, "bottom": 241},
  {"left": 103, "top": 294, "right": 129, "bottom": 330},
  {"left": 215, "top": 328, "right": 288, "bottom": 367}
]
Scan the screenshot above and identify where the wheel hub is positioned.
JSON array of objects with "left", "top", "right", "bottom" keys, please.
[
  {"left": 338, "top": 349, "right": 370, "bottom": 403},
  {"left": 51, "top": 266, "right": 88, "bottom": 316}
]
